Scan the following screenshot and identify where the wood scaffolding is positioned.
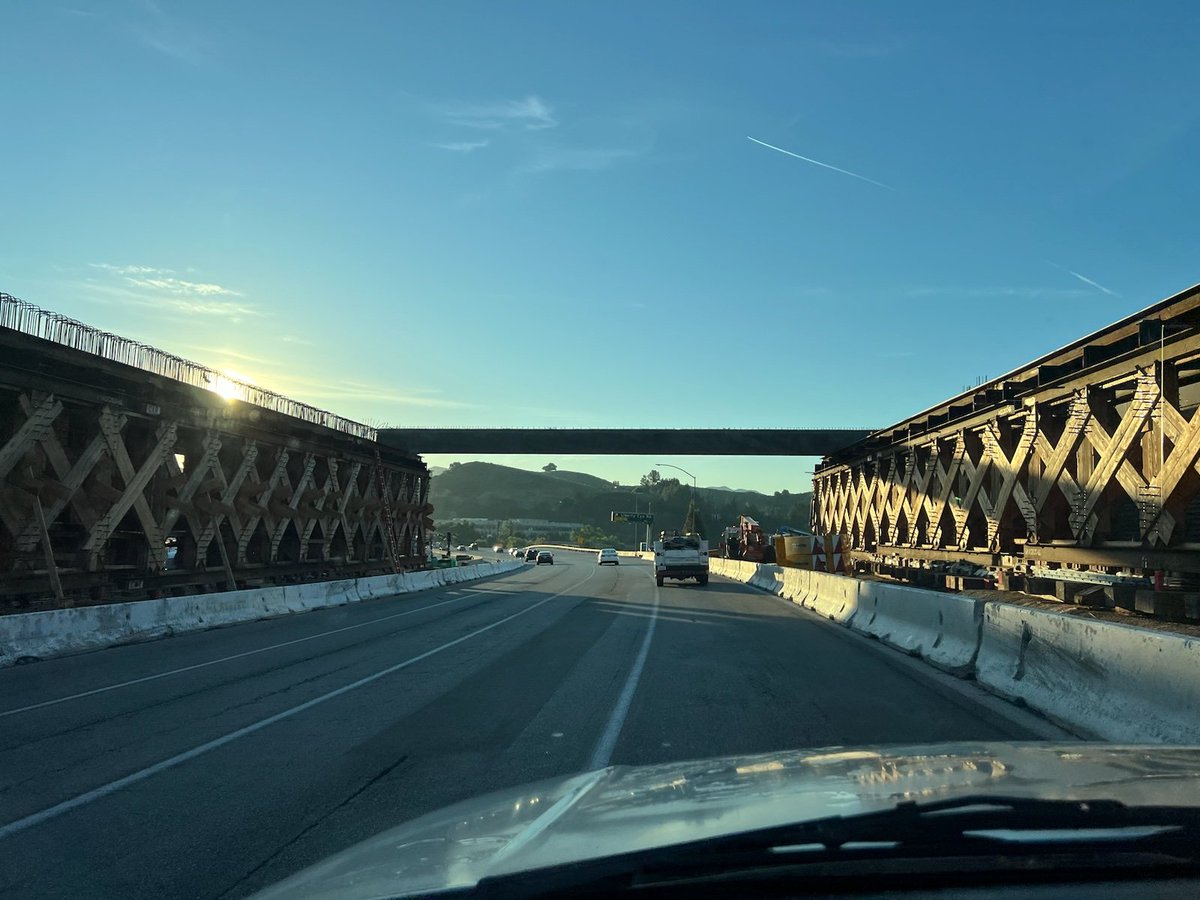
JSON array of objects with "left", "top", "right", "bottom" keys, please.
[
  {"left": 0, "top": 297, "right": 431, "bottom": 608},
  {"left": 814, "top": 282, "right": 1200, "bottom": 581}
]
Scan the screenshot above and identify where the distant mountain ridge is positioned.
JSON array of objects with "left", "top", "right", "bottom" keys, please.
[{"left": 428, "top": 461, "right": 810, "bottom": 538}]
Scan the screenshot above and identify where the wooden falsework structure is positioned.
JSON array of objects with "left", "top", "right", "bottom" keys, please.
[
  {"left": 0, "top": 295, "right": 432, "bottom": 607},
  {"left": 814, "top": 282, "right": 1200, "bottom": 577}
]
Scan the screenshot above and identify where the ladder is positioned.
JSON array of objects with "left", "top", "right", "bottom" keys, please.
[{"left": 372, "top": 447, "right": 402, "bottom": 573}]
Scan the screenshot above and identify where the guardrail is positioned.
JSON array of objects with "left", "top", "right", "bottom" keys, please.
[{"left": 1, "top": 292, "right": 378, "bottom": 442}]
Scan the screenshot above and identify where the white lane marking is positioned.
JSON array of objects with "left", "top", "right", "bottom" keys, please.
[
  {"left": 587, "top": 581, "right": 659, "bottom": 770},
  {"left": 0, "top": 587, "right": 517, "bottom": 719},
  {"left": 0, "top": 567, "right": 596, "bottom": 841}
]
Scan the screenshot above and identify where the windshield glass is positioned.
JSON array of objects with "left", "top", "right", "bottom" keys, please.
[{"left": 2, "top": 3, "right": 1199, "bottom": 899}]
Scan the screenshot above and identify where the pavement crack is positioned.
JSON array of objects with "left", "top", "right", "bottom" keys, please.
[{"left": 217, "top": 754, "right": 410, "bottom": 898}]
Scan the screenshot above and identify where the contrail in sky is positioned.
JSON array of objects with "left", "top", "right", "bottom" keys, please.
[
  {"left": 746, "top": 136, "right": 894, "bottom": 190},
  {"left": 1065, "top": 269, "right": 1118, "bottom": 297},
  {"left": 1048, "top": 261, "right": 1119, "bottom": 297}
]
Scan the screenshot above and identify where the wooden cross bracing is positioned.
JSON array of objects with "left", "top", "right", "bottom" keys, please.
[
  {"left": 814, "top": 353, "right": 1200, "bottom": 565},
  {"left": 0, "top": 391, "right": 427, "bottom": 594}
]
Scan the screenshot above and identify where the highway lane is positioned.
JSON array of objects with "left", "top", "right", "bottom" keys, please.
[{"left": 0, "top": 550, "right": 1071, "bottom": 898}]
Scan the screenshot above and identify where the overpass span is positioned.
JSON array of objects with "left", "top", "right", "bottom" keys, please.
[{"left": 379, "top": 427, "right": 871, "bottom": 456}]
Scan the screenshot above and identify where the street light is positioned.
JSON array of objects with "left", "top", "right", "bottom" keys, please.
[{"left": 656, "top": 462, "right": 698, "bottom": 533}]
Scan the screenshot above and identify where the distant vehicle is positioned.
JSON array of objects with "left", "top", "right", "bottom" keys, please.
[
  {"left": 456, "top": 545, "right": 466, "bottom": 551},
  {"left": 654, "top": 532, "right": 709, "bottom": 587},
  {"left": 524, "top": 547, "right": 539, "bottom": 562},
  {"left": 511, "top": 548, "right": 523, "bottom": 557},
  {"left": 597, "top": 548, "right": 619, "bottom": 566},
  {"left": 493, "top": 545, "right": 504, "bottom": 553},
  {"left": 468, "top": 542, "right": 478, "bottom": 550},
  {"left": 536, "top": 550, "right": 554, "bottom": 565}
]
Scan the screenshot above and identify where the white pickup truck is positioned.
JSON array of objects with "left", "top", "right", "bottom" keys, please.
[{"left": 653, "top": 532, "right": 709, "bottom": 587}]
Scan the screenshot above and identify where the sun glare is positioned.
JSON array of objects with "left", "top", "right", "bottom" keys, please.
[{"left": 208, "top": 371, "right": 246, "bottom": 402}]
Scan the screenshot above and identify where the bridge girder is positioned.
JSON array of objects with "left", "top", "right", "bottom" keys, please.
[
  {"left": 379, "top": 428, "right": 871, "bottom": 456},
  {"left": 815, "top": 282, "right": 1200, "bottom": 574},
  {"left": 0, "top": 315, "right": 430, "bottom": 605}
]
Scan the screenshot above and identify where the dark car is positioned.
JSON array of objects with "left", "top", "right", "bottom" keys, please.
[
  {"left": 524, "top": 547, "right": 539, "bottom": 562},
  {"left": 536, "top": 550, "right": 554, "bottom": 565}
]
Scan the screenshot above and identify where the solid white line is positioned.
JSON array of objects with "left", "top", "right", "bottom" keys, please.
[
  {"left": 0, "top": 568, "right": 596, "bottom": 841},
  {"left": 1, "top": 590, "right": 508, "bottom": 719},
  {"left": 587, "top": 581, "right": 659, "bottom": 770}
]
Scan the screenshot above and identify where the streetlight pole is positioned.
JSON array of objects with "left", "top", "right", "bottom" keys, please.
[{"left": 656, "top": 462, "right": 698, "bottom": 534}]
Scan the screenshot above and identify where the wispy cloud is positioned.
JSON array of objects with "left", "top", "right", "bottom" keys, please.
[
  {"left": 433, "top": 139, "right": 491, "bottom": 153},
  {"left": 126, "top": 276, "right": 238, "bottom": 296},
  {"left": 157, "top": 342, "right": 465, "bottom": 413},
  {"left": 84, "top": 263, "right": 258, "bottom": 318},
  {"left": 522, "top": 145, "right": 639, "bottom": 174},
  {"left": 439, "top": 95, "right": 557, "bottom": 131},
  {"left": 188, "top": 346, "right": 274, "bottom": 366},
  {"left": 905, "top": 285, "right": 1092, "bottom": 299},
  {"left": 91, "top": 263, "right": 241, "bottom": 297},
  {"left": 1047, "top": 262, "right": 1119, "bottom": 297},
  {"left": 127, "top": 0, "right": 210, "bottom": 65},
  {"left": 747, "top": 136, "right": 894, "bottom": 190},
  {"left": 92, "top": 263, "right": 161, "bottom": 276},
  {"left": 269, "top": 374, "right": 473, "bottom": 409}
]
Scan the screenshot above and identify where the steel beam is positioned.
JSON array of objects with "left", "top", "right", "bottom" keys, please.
[{"left": 379, "top": 427, "right": 871, "bottom": 456}]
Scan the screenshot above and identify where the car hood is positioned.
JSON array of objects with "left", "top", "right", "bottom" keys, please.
[{"left": 255, "top": 742, "right": 1200, "bottom": 899}]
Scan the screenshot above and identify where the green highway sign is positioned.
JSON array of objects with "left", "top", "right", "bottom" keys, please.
[{"left": 611, "top": 511, "right": 654, "bottom": 524}]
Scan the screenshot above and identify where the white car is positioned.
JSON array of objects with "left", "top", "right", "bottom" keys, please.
[{"left": 597, "top": 548, "right": 619, "bottom": 566}]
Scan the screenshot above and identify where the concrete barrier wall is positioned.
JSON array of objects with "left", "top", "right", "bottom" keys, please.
[
  {"left": 709, "top": 559, "right": 1198, "bottom": 742},
  {"left": 749, "top": 564, "right": 785, "bottom": 593},
  {"left": 975, "top": 601, "right": 1200, "bottom": 743},
  {"left": 709, "top": 558, "right": 758, "bottom": 581},
  {"left": 848, "top": 580, "right": 983, "bottom": 676},
  {"left": 0, "top": 560, "right": 522, "bottom": 668},
  {"left": 802, "top": 571, "right": 863, "bottom": 625}
]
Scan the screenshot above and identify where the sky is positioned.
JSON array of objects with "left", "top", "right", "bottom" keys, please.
[{"left": 3, "top": 2, "right": 1199, "bottom": 494}]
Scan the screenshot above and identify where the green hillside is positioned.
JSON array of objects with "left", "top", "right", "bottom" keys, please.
[{"left": 428, "top": 461, "right": 811, "bottom": 548}]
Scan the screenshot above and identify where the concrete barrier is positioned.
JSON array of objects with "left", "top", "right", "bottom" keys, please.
[
  {"left": 282, "top": 577, "right": 360, "bottom": 614},
  {"left": 975, "top": 601, "right": 1200, "bottom": 743},
  {"left": 709, "top": 558, "right": 759, "bottom": 582},
  {"left": 676, "top": 554, "right": 1200, "bottom": 743},
  {"left": 850, "top": 581, "right": 983, "bottom": 675},
  {"left": 355, "top": 573, "right": 410, "bottom": 601},
  {"left": 801, "top": 570, "right": 862, "bottom": 625},
  {"left": 749, "top": 564, "right": 785, "bottom": 594},
  {"left": 779, "top": 567, "right": 808, "bottom": 604},
  {"left": 0, "top": 560, "right": 523, "bottom": 668}
]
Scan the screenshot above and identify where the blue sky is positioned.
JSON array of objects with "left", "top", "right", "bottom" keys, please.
[{"left": 3, "top": 2, "right": 1199, "bottom": 494}]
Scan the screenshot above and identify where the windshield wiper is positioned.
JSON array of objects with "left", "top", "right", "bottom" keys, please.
[{"left": 472, "top": 795, "right": 1200, "bottom": 898}]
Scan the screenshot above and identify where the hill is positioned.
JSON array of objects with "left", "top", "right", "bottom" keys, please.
[{"left": 428, "top": 461, "right": 811, "bottom": 548}]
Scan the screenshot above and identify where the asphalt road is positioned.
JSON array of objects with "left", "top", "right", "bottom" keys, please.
[{"left": 0, "top": 551, "right": 1072, "bottom": 897}]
